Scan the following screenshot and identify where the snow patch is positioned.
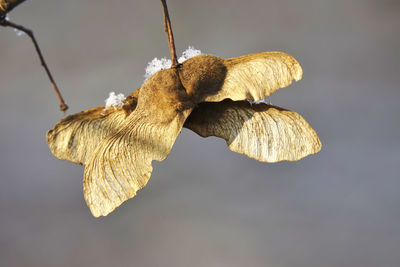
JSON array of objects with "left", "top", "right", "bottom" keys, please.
[
  {"left": 144, "top": 46, "right": 202, "bottom": 80},
  {"left": 104, "top": 92, "right": 125, "bottom": 110},
  {"left": 144, "top": 57, "right": 172, "bottom": 79},
  {"left": 13, "top": 28, "right": 25, "bottom": 36},
  {"left": 247, "top": 98, "right": 272, "bottom": 105},
  {"left": 3, "top": 15, "right": 25, "bottom": 36},
  {"left": 178, "top": 46, "right": 201, "bottom": 63}
]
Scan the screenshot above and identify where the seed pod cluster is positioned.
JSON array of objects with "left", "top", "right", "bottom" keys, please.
[{"left": 47, "top": 51, "right": 321, "bottom": 217}]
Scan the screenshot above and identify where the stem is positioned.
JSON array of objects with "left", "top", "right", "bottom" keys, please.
[
  {"left": 160, "top": 0, "right": 178, "bottom": 68},
  {"left": 1, "top": 19, "right": 68, "bottom": 111}
]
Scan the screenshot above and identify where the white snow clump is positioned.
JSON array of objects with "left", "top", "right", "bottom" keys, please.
[
  {"left": 178, "top": 46, "right": 201, "bottom": 64},
  {"left": 144, "top": 57, "right": 172, "bottom": 80},
  {"left": 13, "top": 28, "right": 25, "bottom": 36},
  {"left": 104, "top": 92, "right": 125, "bottom": 110},
  {"left": 144, "top": 46, "right": 202, "bottom": 79},
  {"left": 4, "top": 15, "right": 25, "bottom": 36},
  {"left": 247, "top": 98, "right": 272, "bottom": 105}
]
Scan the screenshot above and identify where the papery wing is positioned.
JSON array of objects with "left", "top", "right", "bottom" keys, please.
[
  {"left": 83, "top": 110, "right": 186, "bottom": 217},
  {"left": 184, "top": 100, "right": 321, "bottom": 163},
  {"left": 46, "top": 90, "right": 139, "bottom": 165},
  {"left": 204, "top": 52, "right": 303, "bottom": 102},
  {"left": 82, "top": 69, "right": 191, "bottom": 217}
]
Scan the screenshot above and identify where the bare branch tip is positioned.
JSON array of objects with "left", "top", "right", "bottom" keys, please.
[{"left": 60, "top": 103, "right": 68, "bottom": 112}]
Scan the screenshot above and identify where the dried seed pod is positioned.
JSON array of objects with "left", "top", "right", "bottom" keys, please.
[
  {"left": 47, "top": 51, "right": 320, "bottom": 217},
  {"left": 178, "top": 54, "right": 227, "bottom": 102},
  {"left": 83, "top": 69, "right": 194, "bottom": 217}
]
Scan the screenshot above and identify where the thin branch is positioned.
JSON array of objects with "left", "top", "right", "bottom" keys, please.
[
  {"left": 1, "top": 18, "right": 68, "bottom": 111},
  {"left": 160, "top": 0, "right": 178, "bottom": 68}
]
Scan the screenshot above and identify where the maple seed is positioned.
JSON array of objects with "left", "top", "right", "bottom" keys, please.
[{"left": 47, "top": 52, "right": 321, "bottom": 217}]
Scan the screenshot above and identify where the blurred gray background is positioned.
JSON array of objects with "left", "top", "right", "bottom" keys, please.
[{"left": 1, "top": 0, "right": 399, "bottom": 266}]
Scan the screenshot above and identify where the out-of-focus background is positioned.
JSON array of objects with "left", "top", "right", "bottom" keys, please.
[{"left": 1, "top": 0, "right": 399, "bottom": 266}]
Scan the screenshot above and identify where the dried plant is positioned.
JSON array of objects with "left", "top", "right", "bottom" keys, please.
[{"left": 46, "top": 1, "right": 321, "bottom": 217}]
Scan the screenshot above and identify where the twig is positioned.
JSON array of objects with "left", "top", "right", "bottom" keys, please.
[
  {"left": 1, "top": 18, "right": 68, "bottom": 111},
  {"left": 160, "top": 0, "right": 178, "bottom": 68}
]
